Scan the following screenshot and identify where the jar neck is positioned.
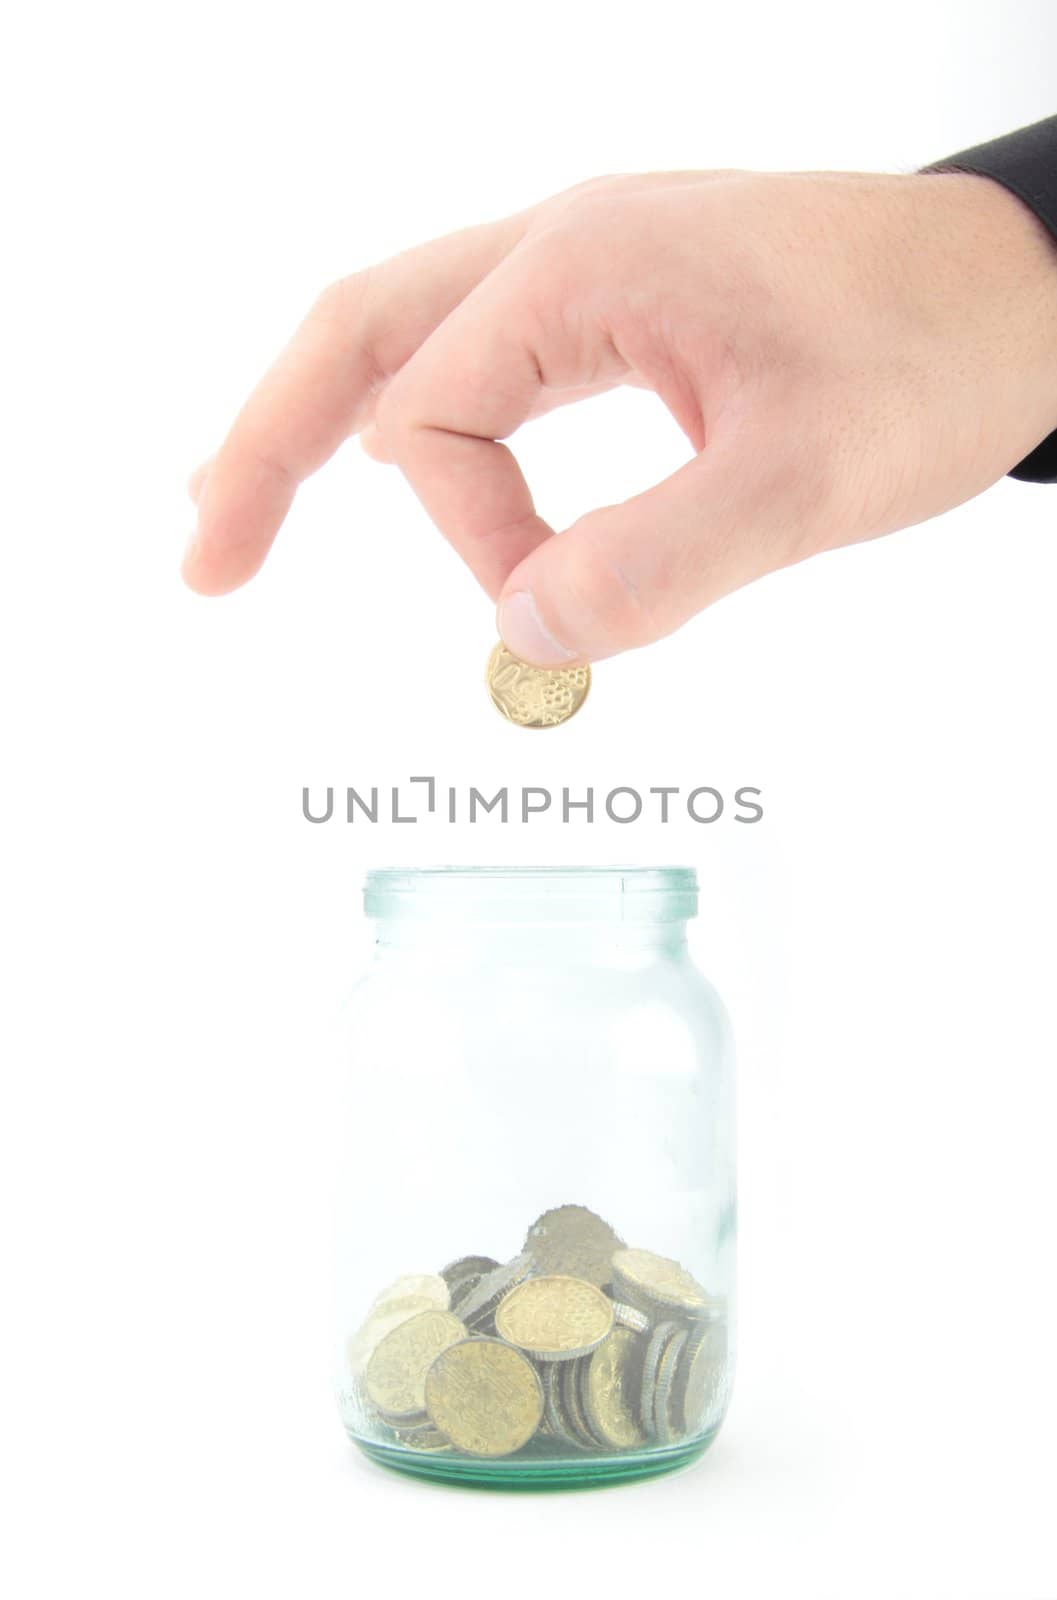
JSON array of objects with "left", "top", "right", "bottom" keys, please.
[
  {"left": 363, "top": 868, "right": 697, "bottom": 967},
  {"left": 372, "top": 919, "right": 688, "bottom": 968}
]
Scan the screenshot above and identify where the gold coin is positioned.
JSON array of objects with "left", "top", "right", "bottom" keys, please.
[
  {"left": 485, "top": 642, "right": 590, "bottom": 729},
  {"left": 424, "top": 1337, "right": 543, "bottom": 1457},
  {"left": 674, "top": 1321, "right": 728, "bottom": 1436},
  {"left": 369, "top": 1273, "right": 450, "bottom": 1314},
  {"left": 347, "top": 1298, "right": 441, "bottom": 1377},
  {"left": 582, "top": 1328, "right": 647, "bottom": 1451},
  {"left": 364, "top": 1309, "right": 466, "bottom": 1420},
  {"left": 611, "top": 1248, "right": 712, "bottom": 1315},
  {"left": 494, "top": 1274, "right": 614, "bottom": 1360},
  {"left": 523, "top": 1204, "right": 624, "bottom": 1288}
]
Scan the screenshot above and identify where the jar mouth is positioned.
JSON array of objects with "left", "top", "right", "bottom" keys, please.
[{"left": 364, "top": 866, "right": 698, "bottom": 924}]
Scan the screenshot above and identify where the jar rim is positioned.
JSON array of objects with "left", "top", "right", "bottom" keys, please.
[{"left": 363, "top": 866, "right": 698, "bottom": 923}]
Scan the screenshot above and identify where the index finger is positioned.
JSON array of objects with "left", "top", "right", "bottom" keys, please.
[{"left": 183, "top": 215, "right": 528, "bottom": 595}]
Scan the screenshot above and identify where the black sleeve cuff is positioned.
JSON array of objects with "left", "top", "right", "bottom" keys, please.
[{"left": 929, "top": 115, "right": 1057, "bottom": 483}]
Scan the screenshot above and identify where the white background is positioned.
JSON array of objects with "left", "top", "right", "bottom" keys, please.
[{"left": 2, "top": 2, "right": 1056, "bottom": 1596}]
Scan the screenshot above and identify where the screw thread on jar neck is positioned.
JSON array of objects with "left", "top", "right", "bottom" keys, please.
[
  {"left": 364, "top": 868, "right": 696, "bottom": 968},
  {"left": 363, "top": 867, "right": 698, "bottom": 928}
]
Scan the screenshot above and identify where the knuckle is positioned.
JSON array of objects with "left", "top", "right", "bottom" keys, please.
[
  {"left": 371, "top": 378, "right": 414, "bottom": 447},
  {"left": 558, "top": 187, "right": 625, "bottom": 234},
  {"left": 563, "top": 177, "right": 624, "bottom": 215},
  {"left": 518, "top": 213, "right": 611, "bottom": 301},
  {"left": 529, "top": 188, "right": 629, "bottom": 263},
  {"left": 548, "top": 173, "right": 636, "bottom": 215},
  {"left": 308, "top": 267, "right": 390, "bottom": 401},
  {"left": 309, "top": 273, "right": 358, "bottom": 323},
  {"left": 309, "top": 269, "right": 382, "bottom": 355}
]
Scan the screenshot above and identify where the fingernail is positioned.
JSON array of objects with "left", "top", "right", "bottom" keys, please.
[
  {"left": 498, "top": 591, "right": 577, "bottom": 667},
  {"left": 182, "top": 522, "right": 201, "bottom": 570}
]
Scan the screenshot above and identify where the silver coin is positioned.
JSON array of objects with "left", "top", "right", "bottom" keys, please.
[
  {"left": 448, "top": 1275, "right": 483, "bottom": 1313},
  {"left": 440, "top": 1255, "right": 500, "bottom": 1295},
  {"left": 560, "top": 1356, "right": 598, "bottom": 1448},
  {"left": 638, "top": 1319, "right": 677, "bottom": 1438},
  {"left": 610, "top": 1299, "right": 650, "bottom": 1334},
  {"left": 607, "top": 1281, "right": 657, "bottom": 1324},
  {"left": 540, "top": 1360, "right": 565, "bottom": 1434},
  {"left": 540, "top": 1359, "right": 587, "bottom": 1450},
  {"left": 393, "top": 1425, "right": 453, "bottom": 1454},
  {"left": 453, "top": 1252, "right": 533, "bottom": 1333},
  {"left": 392, "top": 1420, "right": 449, "bottom": 1445},
  {"left": 383, "top": 1406, "right": 429, "bottom": 1428}
]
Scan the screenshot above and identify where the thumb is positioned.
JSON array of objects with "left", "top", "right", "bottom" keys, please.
[{"left": 496, "top": 442, "right": 793, "bottom": 664}]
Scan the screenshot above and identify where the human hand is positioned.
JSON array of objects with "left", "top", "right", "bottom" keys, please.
[{"left": 183, "top": 170, "right": 1057, "bottom": 664}]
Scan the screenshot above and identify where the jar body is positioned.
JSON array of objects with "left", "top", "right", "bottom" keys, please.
[{"left": 336, "top": 869, "right": 735, "bottom": 1487}]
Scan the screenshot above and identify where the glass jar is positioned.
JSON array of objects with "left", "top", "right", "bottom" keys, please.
[{"left": 336, "top": 866, "right": 735, "bottom": 1488}]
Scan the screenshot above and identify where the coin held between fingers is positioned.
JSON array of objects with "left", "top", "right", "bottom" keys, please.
[
  {"left": 486, "top": 641, "right": 591, "bottom": 728},
  {"left": 498, "top": 591, "right": 579, "bottom": 668}
]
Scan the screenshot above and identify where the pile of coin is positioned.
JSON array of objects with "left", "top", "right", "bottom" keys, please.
[{"left": 348, "top": 1204, "right": 727, "bottom": 1459}]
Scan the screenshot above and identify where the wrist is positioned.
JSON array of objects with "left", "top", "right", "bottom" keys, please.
[{"left": 924, "top": 171, "right": 1057, "bottom": 444}]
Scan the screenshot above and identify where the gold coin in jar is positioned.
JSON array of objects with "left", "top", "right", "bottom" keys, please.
[
  {"left": 364, "top": 1309, "right": 466, "bottom": 1420},
  {"left": 424, "top": 1337, "right": 543, "bottom": 1457},
  {"left": 611, "top": 1247, "right": 713, "bottom": 1315},
  {"left": 494, "top": 1274, "right": 614, "bottom": 1360},
  {"left": 581, "top": 1327, "right": 648, "bottom": 1450}
]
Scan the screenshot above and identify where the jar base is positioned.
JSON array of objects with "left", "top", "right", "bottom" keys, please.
[{"left": 351, "top": 1426, "right": 721, "bottom": 1491}]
